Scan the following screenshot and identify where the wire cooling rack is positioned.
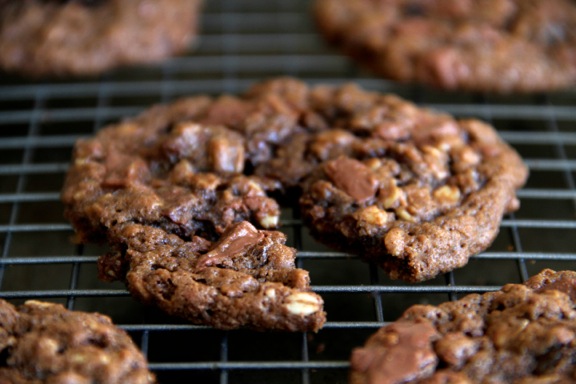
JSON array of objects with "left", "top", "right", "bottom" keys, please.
[{"left": 1, "top": 0, "right": 576, "bottom": 383}]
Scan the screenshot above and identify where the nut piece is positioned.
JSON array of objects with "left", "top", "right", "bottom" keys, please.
[
  {"left": 38, "top": 337, "right": 60, "bottom": 355},
  {"left": 284, "top": 292, "right": 322, "bottom": 316},
  {"left": 364, "top": 158, "right": 382, "bottom": 171},
  {"left": 190, "top": 173, "right": 221, "bottom": 190},
  {"left": 265, "top": 288, "right": 276, "bottom": 299},
  {"left": 24, "top": 300, "right": 57, "bottom": 308},
  {"left": 452, "top": 146, "right": 481, "bottom": 172},
  {"left": 355, "top": 205, "right": 391, "bottom": 227},
  {"left": 259, "top": 214, "right": 279, "bottom": 229},
  {"left": 70, "top": 354, "right": 88, "bottom": 364},
  {"left": 379, "top": 180, "right": 404, "bottom": 209},
  {"left": 396, "top": 207, "right": 416, "bottom": 222},
  {"left": 433, "top": 185, "right": 461, "bottom": 204},
  {"left": 421, "top": 145, "right": 449, "bottom": 179}
]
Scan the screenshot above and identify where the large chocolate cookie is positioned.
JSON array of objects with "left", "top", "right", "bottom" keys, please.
[
  {"left": 61, "top": 78, "right": 525, "bottom": 329},
  {"left": 0, "top": 0, "right": 201, "bottom": 77},
  {"left": 0, "top": 299, "right": 154, "bottom": 384},
  {"left": 314, "top": 0, "right": 576, "bottom": 93},
  {"left": 297, "top": 82, "right": 527, "bottom": 282},
  {"left": 350, "top": 269, "right": 576, "bottom": 384},
  {"left": 62, "top": 79, "right": 327, "bottom": 331}
]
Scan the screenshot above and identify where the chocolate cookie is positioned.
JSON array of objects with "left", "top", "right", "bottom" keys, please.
[
  {"left": 297, "top": 83, "right": 527, "bottom": 282},
  {"left": 0, "top": 299, "right": 154, "bottom": 384},
  {"left": 0, "top": 0, "right": 202, "bottom": 77},
  {"left": 314, "top": 0, "right": 576, "bottom": 93},
  {"left": 350, "top": 269, "right": 576, "bottom": 384},
  {"left": 61, "top": 79, "right": 327, "bottom": 331},
  {"left": 61, "top": 79, "right": 525, "bottom": 330}
]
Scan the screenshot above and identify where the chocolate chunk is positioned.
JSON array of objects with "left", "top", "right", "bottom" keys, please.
[
  {"left": 163, "top": 123, "right": 246, "bottom": 174},
  {"left": 196, "top": 221, "right": 265, "bottom": 269},
  {"left": 209, "top": 134, "right": 245, "bottom": 173},
  {"left": 351, "top": 320, "right": 439, "bottom": 384},
  {"left": 324, "top": 157, "right": 378, "bottom": 203}
]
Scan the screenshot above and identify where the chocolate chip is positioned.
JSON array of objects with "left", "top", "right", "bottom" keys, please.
[{"left": 195, "top": 221, "right": 265, "bottom": 269}]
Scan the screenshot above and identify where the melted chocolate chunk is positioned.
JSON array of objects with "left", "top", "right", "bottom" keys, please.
[
  {"left": 324, "top": 157, "right": 378, "bottom": 203},
  {"left": 195, "top": 221, "right": 265, "bottom": 269}
]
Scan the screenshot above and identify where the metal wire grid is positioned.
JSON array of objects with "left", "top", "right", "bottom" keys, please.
[{"left": 1, "top": 0, "right": 576, "bottom": 382}]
